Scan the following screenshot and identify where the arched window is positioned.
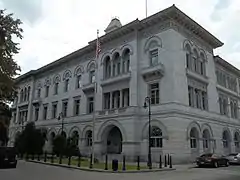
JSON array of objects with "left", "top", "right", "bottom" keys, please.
[
  {"left": 150, "top": 126, "right": 163, "bottom": 148},
  {"left": 71, "top": 131, "right": 79, "bottom": 146},
  {"left": 202, "top": 129, "right": 210, "bottom": 149},
  {"left": 53, "top": 75, "right": 60, "bottom": 95},
  {"left": 234, "top": 132, "right": 240, "bottom": 148},
  {"left": 199, "top": 53, "right": 206, "bottom": 75},
  {"left": 27, "top": 86, "right": 31, "bottom": 100},
  {"left": 86, "top": 130, "right": 92, "bottom": 147},
  {"left": 192, "top": 49, "right": 198, "bottom": 72},
  {"left": 63, "top": 71, "right": 71, "bottom": 92},
  {"left": 190, "top": 127, "right": 199, "bottom": 149},
  {"left": 112, "top": 53, "right": 120, "bottom": 77},
  {"left": 20, "top": 89, "right": 23, "bottom": 102},
  {"left": 88, "top": 63, "right": 96, "bottom": 83},
  {"left": 223, "top": 130, "right": 230, "bottom": 148},
  {"left": 24, "top": 87, "right": 27, "bottom": 101},
  {"left": 122, "top": 49, "right": 130, "bottom": 73},
  {"left": 185, "top": 44, "right": 191, "bottom": 69},
  {"left": 234, "top": 102, "right": 238, "bottom": 119},
  {"left": 104, "top": 56, "right": 111, "bottom": 79}
]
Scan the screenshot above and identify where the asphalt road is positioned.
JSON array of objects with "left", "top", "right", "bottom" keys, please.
[{"left": 1, "top": 161, "right": 240, "bottom": 180}]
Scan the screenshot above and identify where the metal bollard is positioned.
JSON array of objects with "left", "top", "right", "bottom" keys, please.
[
  {"left": 122, "top": 155, "right": 126, "bottom": 171},
  {"left": 169, "top": 156, "right": 172, "bottom": 168},
  {"left": 37, "top": 154, "right": 40, "bottom": 161},
  {"left": 167, "top": 154, "right": 170, "bottom": 165},
  {"left": 44, "top": 152, "right": 47, "bottom": 162},
  {"left": 78, "top": 154, "right": 81, "bottom": 167},
  {"left": 137, "top": 156, "right": 140, "bottom": 170},
  {"left": 89, "top": 154, "right": 93, "bottom": 169},
  {"left": 59, "top": 154, "right": 62, "bottom": 164},
  {"left": 164, "top": 155, "right": 167, "bottom": 167},
  {"left": 68, "top": 155, "right": 71, "bottom": 166},
  {"left": 159, "top": 155, "right": 162, "bottom": 169},
  {"left": 51, "top": 153, "right": 54, "bottom": 163},
  {"left": 104, "top": 154, "right": 108, "bottom": 170}
]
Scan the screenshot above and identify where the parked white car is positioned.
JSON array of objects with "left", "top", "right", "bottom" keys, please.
[{"left": 226, "top": 153, "right": 240, "bottom": 165}]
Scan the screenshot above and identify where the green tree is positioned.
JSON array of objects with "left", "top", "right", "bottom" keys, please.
[
  {"left": 0, "top": 102, "right": 11, "bottom": 146},
  {"left": 14, "top": 122, "right": 45, "bottom": 154},
  {"left": 52, "top": 135, "right": 67, "bottom": 156},
  {"left": 0, "top": 9, "right": 23, "bottom": 103}
]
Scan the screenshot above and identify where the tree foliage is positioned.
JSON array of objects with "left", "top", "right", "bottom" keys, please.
[
  {"left": 14, "top": 122, "right": 45, "bottom": 154},
  {"left": 52, "top": 135, "right": 67, "bottom": 156},
  {"left": 0, "top": 9, "right": 23, "bottom": 103},
  {"left": 0, "top": 102, "right": 11, "bottom": 146}
]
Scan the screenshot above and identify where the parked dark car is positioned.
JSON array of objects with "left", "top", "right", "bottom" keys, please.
[
  {"left": 196, "top": 153, "right": 229, "bottom": 168},
  {"left": 226, "top": 153, "right": 240, "bottom": 165},
  {"left": 0, "top": 147, "right": 17, "bottom": 168}
]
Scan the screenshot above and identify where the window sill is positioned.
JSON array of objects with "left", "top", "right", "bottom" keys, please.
[{"left": 186, "top": 69, "right": 208, "bottom": 83}]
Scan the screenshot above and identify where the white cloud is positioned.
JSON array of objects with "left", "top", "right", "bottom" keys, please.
[{"left": 0, "top": 0, "right": 239, "bottom": 74}]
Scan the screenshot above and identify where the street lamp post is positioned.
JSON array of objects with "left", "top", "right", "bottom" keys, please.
[
  {"left": 58, "top": 112, "right": 64, "bottom": 136},
  {"left": 144, "top": 96, "right": 152, "bottom": 169}
]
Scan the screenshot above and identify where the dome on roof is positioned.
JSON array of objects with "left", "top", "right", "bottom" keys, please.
[{"left": 104, "top": 17, "right": 122, "bottom": 34}]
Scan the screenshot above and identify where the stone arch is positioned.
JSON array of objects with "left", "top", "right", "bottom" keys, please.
[
  {"left": 62, "top": 70, "right": 72, "bottom": 81},
  {"left": 36, "top": 81, "right": 42, "bottom": 88},
  {"left": 222, "top": 127, "right": 232, "bottom": 141},
  {"left": 192, "top": 48, "right": 199, "bottom": 58},
  {"left": 100, "top": 52, "right": 111, "bottom": 65},
  {"left": 201, "top": 123, "right": 214, "bottom": 138},
  {"left": 53, "top": 74, "right": 61, "bottom": 83},
  {"left": 82, "top": 125, "right": 92, "bottom": 138},
  {"left": 120, "top": 44, "right": 133, "bottom": 55},
  {"left": 186, "top": 121, "right": 201, "bottom": 140},
  {"left": 234, "top": 130, "right": 240, "bottom": 151},
  {"left": 111, "top": 48, "right": 121, "bottom": 57},
  {"left": 57, "top": 127, "right": 68, "bottom": 137},
  {"left": 199, "top": 49, "right": 207, "bottom": 62},
  {"left": 86, "top": 60, "right": 97, "bottom": 72},
  {"left": 68, "top": 126, "right": 81, "bottom": 137},
  {"left": 74, "top": 65, "right": 84, "bottom": 76},
  {"left": 183, "top": 39, "right": 193, "bottom": 51},
  {"left": 112, "top": 51, "right": 121, "bottom": 61},
  {"left": 47, "top": 128, "right": 57, "bottom": 139},
  {"left": 144, "top": 35, "right": 162, "bottom": 52},
  {"left": 97, "top": 119, "right": 127, "bottom": 142},
  {"left": 44, "top": 77, "right": 51, "bottom": 86},
  {"left": 142, "top": 119, "right": 168, "bottom": 140}
]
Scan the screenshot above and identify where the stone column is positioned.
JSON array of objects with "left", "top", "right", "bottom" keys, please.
[
  {"left": 110, "top": 92, "right": 113, "bottom": 109},
  {"left": 120, "top": 90, "right": 123, "bottom": 108},
  {"left": 120, "top": 56, "right": 123, "bottom": 74}
]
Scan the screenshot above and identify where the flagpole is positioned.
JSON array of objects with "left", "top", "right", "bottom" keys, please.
[
  {"left": 145, "top": 0, "right": 148, "bottom": 17},
  {"left": 91, "top": 29, "right": 99, "bottom": 166}
]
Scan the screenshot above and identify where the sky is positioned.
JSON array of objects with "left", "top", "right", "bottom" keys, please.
[{"left": 0, "top": 0, "right": 239, "bottom": 74}]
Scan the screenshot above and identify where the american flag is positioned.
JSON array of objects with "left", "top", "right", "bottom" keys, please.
[{"left": 96, "top": 29, "right": 101, "bottom": 58}]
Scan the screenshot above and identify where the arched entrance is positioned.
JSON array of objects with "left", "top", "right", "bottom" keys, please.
[
  {"left": 106, "top": 126, "right": 122, "bottom": 154},
  {"left": 234, "top": 132, "right": 240, "bottom": 152},
  {"left": 202, "top": 129, "right": 211, "bottom": 152},
  {"left": 223, "top": 130, "right": 231, "bottom": 155}
]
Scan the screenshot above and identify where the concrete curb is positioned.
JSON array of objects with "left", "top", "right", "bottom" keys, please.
[{"left": 27, "top": 160, "right": 176, "bottom": 173}]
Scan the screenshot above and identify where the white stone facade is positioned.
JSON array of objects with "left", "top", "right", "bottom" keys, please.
[{"left": 8, "top": 5, "right": 240, "bottom": 164}]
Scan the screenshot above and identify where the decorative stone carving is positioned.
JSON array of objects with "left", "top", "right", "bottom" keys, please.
[{"left": 63, "top": 70, "right": 72, "bottom": 80}]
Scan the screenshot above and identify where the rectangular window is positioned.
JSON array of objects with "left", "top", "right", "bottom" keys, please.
[
  {"left": 74, "top": 99, "right": 80, "bottom": 116},
  {"left": 45, "top": 86, "right": 49, "bottom": 97},
  {"left": 76, "top": 75, "right": 82, "bottom": 89},
  {"left": 150, "top": 49, "right": 158, "bottom": 66},
  {"left": 186, "top": 53, "right": 191, "bottom": 69},
  {"left": 87, "top": 97, "right": 94, "bottom": 114},
  {"left": 54, "top": 83, "right": 58, "bottom": 95},
  {"left": 122, "top": 88, "right": 130, "bottom": 107},
  {"left": 149, "top": 83, "right": 159, "bottom": 105},
  {"left": 90, "top": 70, "right": 95, "bottom": 83},
  {"left": 103, "top": 92, "right": 110, "bottom": 109},
  {"left": 64, "top": 79, "right": 69, "bottom": 92},
  {"left": 188, "top": 86, "right": 194, "bottom": 107},
  {"left": 62, "top": 101, "right": 68, "bottom": 117},
  {"left": 43, "top": 105, "right": 48, "bottom": 120},
  {"left": 112, "top": 91, "right": 120, "bottom": 109},
  {"left": 34, "top": 107, "right": 39, "bottom": 121},
  {"left": 52, "top": 103, "right": 57, "bottom": 119},
  {"left": 37, "top": 88, "right": 41, "bottom": 98}
]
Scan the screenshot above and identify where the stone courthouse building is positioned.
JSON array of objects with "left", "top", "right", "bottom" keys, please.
[{"left": 8, "top": 5, "right": 240, "bottom": 163}]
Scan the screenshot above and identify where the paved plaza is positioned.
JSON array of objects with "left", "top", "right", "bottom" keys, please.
[{"left": 1, "top": 161, "right": 240, "bottom": 180}]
